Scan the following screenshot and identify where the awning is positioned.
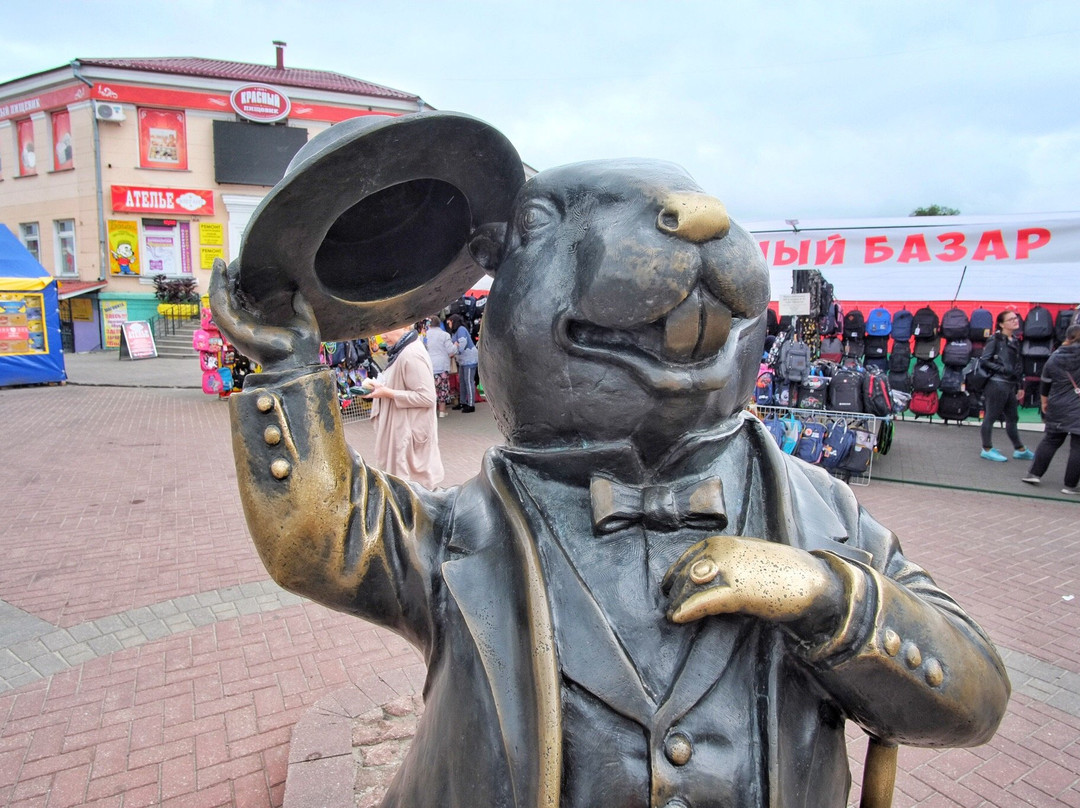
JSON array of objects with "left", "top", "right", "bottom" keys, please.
[{"left": 57, "top": 280, "right": 108, "bottom": 299}]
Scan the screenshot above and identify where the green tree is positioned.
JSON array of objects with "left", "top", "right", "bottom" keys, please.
[{"left": 910, "top": 204, "right": 960, "bottom": 216}]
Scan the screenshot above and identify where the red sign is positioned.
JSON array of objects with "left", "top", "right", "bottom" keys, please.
[
  {"left": 230, "top": 83, "right": 291, "bottom": 123},
  {"left": 111, "top": 185, "right": 215, "bottom": 215},
  {"left": 0, "top": 84, "right": 88, "bottom": 122}
]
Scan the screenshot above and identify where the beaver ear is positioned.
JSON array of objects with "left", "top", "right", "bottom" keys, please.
[{"left": 469, "top": 222, "right": 508, "bottom": 272}]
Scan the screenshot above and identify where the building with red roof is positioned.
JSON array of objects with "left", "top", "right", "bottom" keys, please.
[{"left": 0, "top": 43, "right": 424, "bottom": 351}]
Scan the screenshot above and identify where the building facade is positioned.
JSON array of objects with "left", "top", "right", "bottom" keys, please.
[{"left": 0, "top": 47, "right": 423, "bottom": 351}]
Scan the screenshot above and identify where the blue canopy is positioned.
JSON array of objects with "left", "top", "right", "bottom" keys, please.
[{"left": 0, "top": 224, "right": 66, "bottom": 387}]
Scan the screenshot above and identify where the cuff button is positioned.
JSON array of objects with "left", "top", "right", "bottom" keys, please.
[
  {"left": 256, "top": 395, "right": 275, "bottom": 413},
  {"left": 264, "top": 425, "right": 282, "bottom": 445},
  {"left": 270, "top": 459, "right": 291, "bottom": 479}
]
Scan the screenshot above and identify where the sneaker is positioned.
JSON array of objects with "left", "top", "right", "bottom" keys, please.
[
  {"left": 1021, "top": 475, "right": 1040, "bottom": 485},
  {"left": 980, "top": 448, "right": 1007, "bottom": 462},
  {"left": 1063, "top": 487, "right": 1079, "bottom": 495},
  {"left": 438, "top": 411, "right": 447, "bottom": 418},
  {"left": 1013, "top": 448, "right": 1035, "bottom": 460}
]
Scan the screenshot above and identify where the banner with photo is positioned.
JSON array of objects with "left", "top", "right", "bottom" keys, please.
[
  {"left": 138, "top": 107, "right": 188, "bottom": 170},
  {"left": 52, "top": 109, "right": 73, "bottom": 170}
]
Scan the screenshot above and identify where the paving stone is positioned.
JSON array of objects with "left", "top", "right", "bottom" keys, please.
[
  {"left": 66, "top": 623, "right": 102, "bottom": 643},
  {"left": 28, "top": 653, "right": 68, "bottom": 678},
  {"left": 39, "top": 630, "right": 76, "bottom": 652},
  {"left": 87, "top": 635, "right": 123, "bottom": 656}
]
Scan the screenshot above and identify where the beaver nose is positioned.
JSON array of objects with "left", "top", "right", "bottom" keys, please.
[{"left": 656, "top": 193, "right": 730, "bottom": 243}]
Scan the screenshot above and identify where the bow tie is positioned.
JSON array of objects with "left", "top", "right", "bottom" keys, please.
[{"left": 590, "top": 475, "right": 728, "bottom": 534}]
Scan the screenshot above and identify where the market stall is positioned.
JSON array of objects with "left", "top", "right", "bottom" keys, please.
[{"left": 0, "top": 224, "right": 66, "bottom": 387}]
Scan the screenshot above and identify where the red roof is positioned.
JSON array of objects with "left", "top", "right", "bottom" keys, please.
[
  {"left": 75, "top": 57, "right": 420, "bottom": 103},
  {"left": 57, "top": 280, "right": 108, "bottom": 299}
]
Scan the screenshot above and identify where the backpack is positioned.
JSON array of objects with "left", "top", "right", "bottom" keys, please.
[
  {"left": 1021, "top": 338, "right": 1053, "bottom": 358},
  {"left": 862, "top": 371, "right": 894, "bottom": 416},
  {"left": 911, "top": 361, "right": 941, "bottom": 392},
  {"left": 795, "top": 422, "right": 827, "bottom": 465},
  {"left": 911, "top": 306, "right": 940, "bottom": 339},
  {"left": 940, "top": 307, "right": 970, "bottom": 340},
  {"left": 891, "top": 309, "right": 914, "bottom": 341},
  {"left": 843, "top": 310, "right": 866, "bottom": 341},
  {"left": 763, "top": 415, "right": 786, "bottom": 448},
  {"left": 844, "top": 337, "right": 865, "bottom": 359},
  {"left": 1023, "top": 305, "right": 1054, "bottom": 340},
  {"left": 864, "top": 356, "right": 889, "bottom": 374},
  {"left": 779, "top": 340, "right": 812, "bottom": 383},
  {"left": 1055, "top": 309, "right": 1076, "bottom": 344},
  {"left": 913, "top": 337, "right": 940, "bottom": 360},
  {"left": 766, "top": 307, "right": 780, "bottom": 336},
  {"left": 968, "top": 308, "right": 994, "bottom": 341},
  {"left": 940, "top": 366, "right": 965, "bottom": 393},
  {"left": 819, "top": 336, "right": 843, "bottom": 363},
  {"left": 781, "top": 415, "right": 803, "bottom": 454},
  {"left": 937, "top": 390, "right": 971, "bottom": 422},
  {"left": 942, "top": 338, "right": 973, "bottom": 368},
  {"left": 828, "top": 368, "right": 864, "bottom": 412},
  {"left": 866, "top": 308, "right": 892, "bottom": 336},
  {"left": 202, "top": 369, "right": 226, "bottom": 395},
  {"left": 199, "top": 351, "right": 220, "bottom": 371},
  {"left": 820, "top": 420, "right": 855, "bottom": 470},
  {"left": 838, "top": 427, "right": 875, "bottom": 475},
  {"left": 888, "top": 370, "right": 912, "bottom": 394},
  {"left": 797, "top": 375, "right": 828, "bottom": 410},
  {"left": 864, "top": 335, "right": 889, "bottom": 358},
  {"left": 755, "top": 370, "right": 776, "bottom": 405},
  {"left": 909, "top": 390, "right": 939, "bottom": 416},
  {"left": 889, "top": 342, "right": 912, "bottom": 373},
  {"left": 820, "top": 300, "right": 843, "bottom": 336}
]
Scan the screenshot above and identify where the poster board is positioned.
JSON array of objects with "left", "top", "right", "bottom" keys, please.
[{"left": 118, "top": 320, "right": 157, "bottom": 360}]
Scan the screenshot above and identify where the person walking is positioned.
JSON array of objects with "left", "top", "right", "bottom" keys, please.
[
  {"left": 979, "top": 310, "right": 1035, "bottom": 462},
  {"left": 424, "top": 315, "right": 457, "bottom": 419},
  {"left": 1022, "top": 323, "right": 1080, "bottom": 494},
  {"left": 363, "top": 324, "right": 444, "bottom": 488},
  {"left": 447, "top": 313, "right": 479, "bottom": 414}
]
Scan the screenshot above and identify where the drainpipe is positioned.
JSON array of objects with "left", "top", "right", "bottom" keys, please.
[{"left": 71, "top": 61, "right": 108, "bottom": 281}]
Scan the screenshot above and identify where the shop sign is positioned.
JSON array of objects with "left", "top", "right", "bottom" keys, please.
[
  {"left": 230, "top": 83, "right": 291, "bottom": 123},
  {"left": 111, "top": 185, "right": 215, "bottom": 215}
]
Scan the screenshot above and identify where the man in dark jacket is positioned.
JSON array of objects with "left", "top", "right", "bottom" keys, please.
[
  {"left": 979, "top": 311, "right": 1035, "bottom": 462},
  {"left": 1022, "top": 323, "right": 1080, "bottom": 493}
]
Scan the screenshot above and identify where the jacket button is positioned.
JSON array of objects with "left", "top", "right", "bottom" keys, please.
[
  {"left": 924, "top": 658, "right": 944, "bottom": 687},
  {"left": 270, "top": 459, "right": 291, "bottom": 479},
  {"left": 264, "top": 425, "right": 282, "bottom": 445},
  {"left": 883, "top": 629, "right": 901, "bottom": 656},
  {"left": 903, "top": 642, "right": 922, "bottom": 669},
  {"left": 664, "top": 732, "right": 693, "bottom": 766},
  {"left": 256, "top": 394, "right": 275, "bottom": 412}
]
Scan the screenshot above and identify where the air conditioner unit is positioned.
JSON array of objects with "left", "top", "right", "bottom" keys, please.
[{"left": 94, "top": 101, "right": 126, "bottom": 122}]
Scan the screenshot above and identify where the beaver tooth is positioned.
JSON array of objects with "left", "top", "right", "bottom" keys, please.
[
  {"left": 663, "top": 288, "right": 702, "bottom": 361},
  {"left": 698, "top": 298, "right": 732, "bottom": 358}
]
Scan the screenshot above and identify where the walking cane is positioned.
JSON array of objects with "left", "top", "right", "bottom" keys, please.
[{"left": 860, "top": 736, "right": 898, "bottom": 808}]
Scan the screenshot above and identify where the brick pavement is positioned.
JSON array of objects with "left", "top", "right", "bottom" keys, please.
[{"left": 0, "top": 382, "right": 1077, "bottom": 806}]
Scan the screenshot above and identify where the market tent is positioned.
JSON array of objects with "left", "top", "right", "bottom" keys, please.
[{"left": 0, "top": 224, "right": 66, "bottom": 387}]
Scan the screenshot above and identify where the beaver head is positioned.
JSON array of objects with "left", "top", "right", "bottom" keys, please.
[{"left": 479, "top": 160, "right": 771, "bottom": 452}]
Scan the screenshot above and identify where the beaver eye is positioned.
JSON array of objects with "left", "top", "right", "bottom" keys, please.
[{"left": 517, "top": 199, "right": 557, "bottom": 237}]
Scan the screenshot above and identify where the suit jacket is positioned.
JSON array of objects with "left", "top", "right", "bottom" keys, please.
[{"left": 230, "top": 369, "right": 1009, "bottom": 808}]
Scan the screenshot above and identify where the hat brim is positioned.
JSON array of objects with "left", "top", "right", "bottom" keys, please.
[{"left": 238, "top": 111, "right": 524, "bottom": 340}]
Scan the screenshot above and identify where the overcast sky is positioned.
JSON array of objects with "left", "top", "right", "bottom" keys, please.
[{"left": 3, "top": 1, "right": 1078, "bottom": 222}]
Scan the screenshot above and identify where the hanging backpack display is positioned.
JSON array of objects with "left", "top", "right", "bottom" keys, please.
[
  {"left": 821, "top": 420, "right": 855, "bottom": 470},
  {"left": 942, "top": 338, "right": 973, "bottom": 368},
  {"left": 779, "top": 340, "right": 812, "bottom": 383},
  {"left": 862, "top": 371, "right": 894, "bottom": 416},
  {"left": 1023, "top": 305, "right": 1054, "bottom": 340},
  {"left": 891, "top": 309, "right": 914, "bottom": 342},
  {"left": 864, "top": 335, "right": 889, "bottom": 358},
  {"left": 909, "top": 390, "right": 939, "bottom": 417},
  {"left": 911, "top": 306, "right": 940, "bottom": 339},
  {"left": 828, "top": 368, "right": 864, "bottom": 412},
  {"left": 795, "top": 422, "right": 827, "bottom": 465},
  {"left": 889, "top": 342, "right": 912, "bottom": 372},
  {"left": 940, "top": 307, "right": 970, "bottom": 340},
  {"left": 969, "top": 308, "right": 994, "bottom": 341},
  {"left": 937, "top": 390, "right": 971, "bottom": 422},
  {"left": 865, "top": 308, "right": 892, "bottom": 336},
  {"left": 819, "top": 335, "right": 843, "bottom": 363},
  {"left": 797, "top": 375, "right": 828, "bottom": 410},
  {"left": 843, "top": 310, "right": 865, "bottom": 341},
  {"left": 912, "top": 361, "right": 941, "bottom": 392},
  {"left": 913, "top": 337, "right": 940, "bottom": 360}
]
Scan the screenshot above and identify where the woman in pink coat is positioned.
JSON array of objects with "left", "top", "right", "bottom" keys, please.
[{"left": 363, "top": 325, "right": 444, "bottom": 488}]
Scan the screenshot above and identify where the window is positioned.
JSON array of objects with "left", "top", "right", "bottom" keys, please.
[
  {"left": 51, "top": 110, "right": 73, "bottom": 171},
  {"left": 16, "top": 118, "right": 36, "bottom": 176},
  {"left": 54, "top": 219, "right": 76, "bottom": 277},
  {"left": 20, "top": 223, "right": 40, "bottom": 262},
  {"left": 138, "top": 107, "right": 188, "bottom": 170}
]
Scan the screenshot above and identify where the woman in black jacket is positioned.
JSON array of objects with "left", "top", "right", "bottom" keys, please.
[
  {"left": 979, "top": 311, "right": 1034, "bottom": 462},
  {"left": 1022, "top": 323, "right": 1080, "bottom": 493}
]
